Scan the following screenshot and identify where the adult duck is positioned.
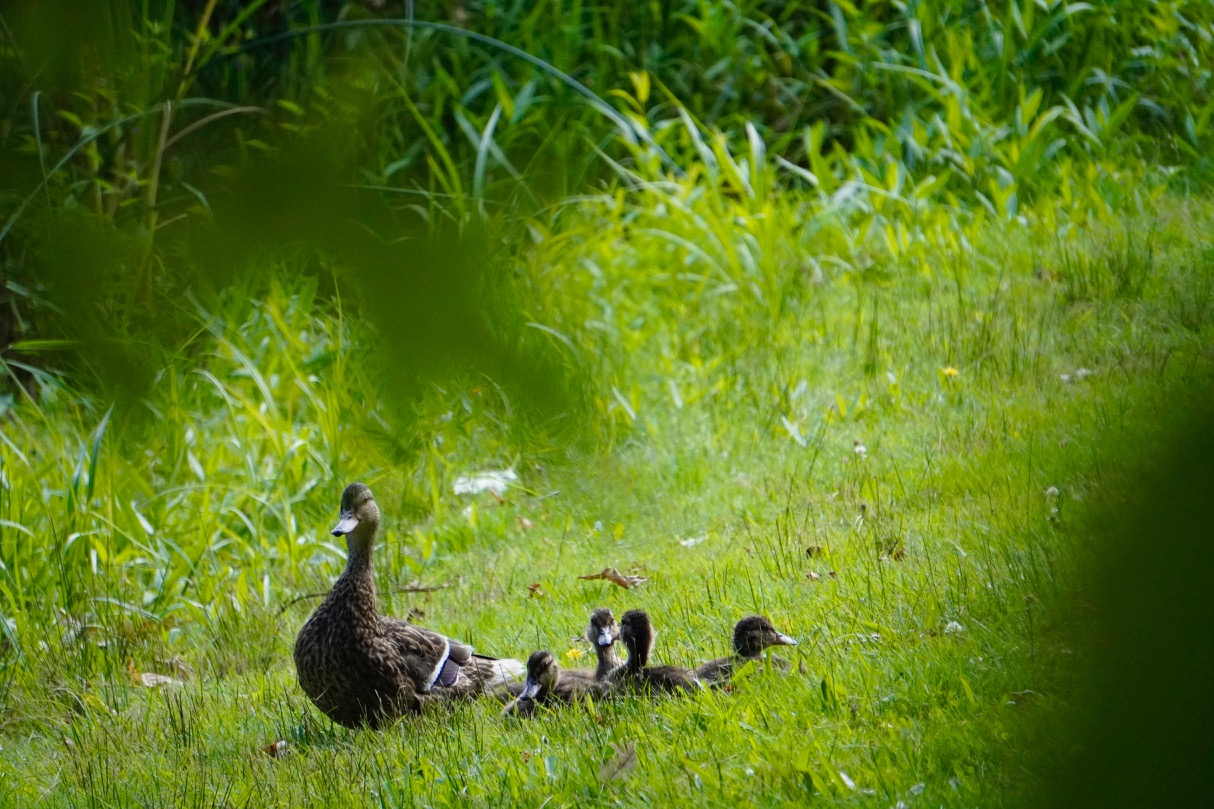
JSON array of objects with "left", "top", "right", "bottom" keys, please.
[
  {"left": 294, "top": 482, "right": 524, "bottom": 728},
  {"left": 502, "top": 650, "right": 608, "bottom": 717},
  {"left": 610, "top": 609, "right": 700, "bottom": 693},
  {"left": 694, "top": 615, "right": 797, "bottom": 685}
]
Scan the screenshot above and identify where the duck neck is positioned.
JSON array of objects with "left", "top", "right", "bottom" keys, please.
[
  {"left": 595, "top": 642, "right": 622, "bottom": 679},
  {"left": 338, "top": 525, "right": 379, "bottom": 614},
  {"left": 624, "top": 638, "right": 649, "bottom": 671}
]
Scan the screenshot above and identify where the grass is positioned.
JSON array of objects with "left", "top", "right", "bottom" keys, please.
[
  {"left": 2, "top": 2, "right": 1214, "bottom": 805},
  {"left": 2, "top": 167, "right": 1213, "bottom": 804}
]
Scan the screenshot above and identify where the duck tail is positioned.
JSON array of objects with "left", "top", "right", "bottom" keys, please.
[{"left": 473, "top": 655, "right": 525, "bottom": 686}]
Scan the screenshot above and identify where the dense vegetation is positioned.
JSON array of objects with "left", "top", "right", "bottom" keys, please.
[{"left": 2, "top": 1, "right": 1212, "bottom": 806}]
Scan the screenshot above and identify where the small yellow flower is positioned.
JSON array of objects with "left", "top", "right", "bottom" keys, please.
[
  {"left": 564, "top": 648, "right": 585, "bottom": 662},
  {"left": 941, "top": 366, "right": 959, "bottom": 378}
]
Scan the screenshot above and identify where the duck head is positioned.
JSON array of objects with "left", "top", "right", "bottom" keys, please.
[
  {"left": 521, "top": 650, "right": 559, "bottom": 699},
  {"left": 619, "top": 609, "right": 655, "bottom": 668},
  {"left": 733, "top": 615, "right": 797, "bottom": 658},
  {"left": 331, "top": 482, "right": 382, "bottom": 556},
  {"left": 587, "top": 608, "right": 618, "bottom": 650}
]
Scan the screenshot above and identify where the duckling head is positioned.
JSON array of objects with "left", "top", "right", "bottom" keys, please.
[
  {"left": 521, "top": 650, "right": 559, "bottom": 699},
  {"left": 587, "top": 608, "right": 618, "bottom": 650},
  {"left": 331, "top": 482, "right": 382, "bottom": 553},
  {"left": 619, "top": 609, "right": 655, "bottom": 666},
  {"left": 734, "top": 615, "right": 797, "bottom": 658}
]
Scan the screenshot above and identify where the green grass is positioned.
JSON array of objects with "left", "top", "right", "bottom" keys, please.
[
  {"left": 3, "top": 3, "right": 1214, "bottom": 804},
  {"left": 2, "top": 170, "right": 1213, "bottom": 804}
]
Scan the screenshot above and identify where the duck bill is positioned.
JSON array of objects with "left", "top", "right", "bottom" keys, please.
[
  {"left": 331, "top": 511, "right": 359, "bottom": 536},
  {"left": 597, "top": 628, "right": 615, "bottom": 647},
  {"left": 774, "top": 633, "right": 798, "bottom": 647},
  {"left": 521, "top": 679, "right": 541, "bottom": 700}
]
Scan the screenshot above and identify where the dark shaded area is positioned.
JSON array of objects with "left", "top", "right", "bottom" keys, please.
[
  {"left": 0, "top": 0, "right": 588, "bottom": 448},
  {"left": 1045, "top": 400, "right": 1214, "bottom": 806}
]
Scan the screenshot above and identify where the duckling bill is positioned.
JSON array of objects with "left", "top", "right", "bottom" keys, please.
[{"left": 294, "top": 483, "right": 524, "bottom": 729}]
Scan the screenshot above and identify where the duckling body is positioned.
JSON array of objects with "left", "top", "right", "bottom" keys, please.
[
  {"left": 610, "top": 609, "right": 700, "bottom": 694},
  {"left": 503, "top": 650, "right": 608, "bottom": 717},
  {"left": 694, "top": 615, "right": 797, "bottom": 685},
  {"left": 294, "top": 483, "right": 523, "bottom": 729}
]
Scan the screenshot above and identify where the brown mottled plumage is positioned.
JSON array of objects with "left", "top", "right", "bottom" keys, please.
[
  {"left": 609, "top": 609, "right": 700, "bottom": 693},
  {"left": 694, "top": 615, "right": 797, "bottom": 685},
  {"left": 502, "top": 650, "right": 609, "bottom": 718},
  {"left": 294, "top": 483, "right": 523, "bottom": 729}
]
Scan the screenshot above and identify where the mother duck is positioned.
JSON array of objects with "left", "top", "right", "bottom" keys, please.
[{"left": 294, "top": 483, "right": 524, "bottom": 728}]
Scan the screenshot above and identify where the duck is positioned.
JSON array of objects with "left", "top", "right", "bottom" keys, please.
[
  {"left": 609, "top": 609, "right": 700, "bottom": 693},
  {"left": 694, "top": 615, "right": 797, "bottom": 685},
  {"left": 494, "top": 607, "right": 621, "bottom": 701},
  {"left": 294, "top": 482, "right": 524, "bottom": 729},
  {"left": 502, "top": 649, "right": 609, "bottom": 717}
]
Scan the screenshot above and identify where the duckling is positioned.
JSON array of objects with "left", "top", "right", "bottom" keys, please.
[
  {"left": 588, "top": 607, "right": 622, "bottom": 681},
  {"left": 694, "top": 615, "right": 797, "bottom": 685},
  {"left": 294, "top": 483, "right": 524, "bottom": 729},
  {"left": 502, "top": 650, "right": 608, "bottom": 717},
  {"left": 609, "top": 609, "right": 700, "bottom": 693},
  {"left": 493, "top": 608, "right": 621, "bottom": 701}
]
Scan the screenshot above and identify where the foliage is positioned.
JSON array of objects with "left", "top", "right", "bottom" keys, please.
[{"left": 2, "top": 1, "right": 1214, "bottom": 806}]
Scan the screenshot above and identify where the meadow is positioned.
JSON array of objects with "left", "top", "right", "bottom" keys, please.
[{"left": 2, "top": 1, "right": 1213, "bottom": 806}]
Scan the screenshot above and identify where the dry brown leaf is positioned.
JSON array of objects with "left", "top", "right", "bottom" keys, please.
[
  {"left": 528, "top": 583, "right": 546, "bottom": 598},
  {"left": 599, "top": 742, "right": 637, "bottom": 782},
  {"left": 260, "top": 740, "right": 289, "bottom": 759},
  {"left": 577, "top": 568, "right": 648, "bottom": 589},
  {"left": 806, "top": 570, "right": 821, "bottom": 581}
]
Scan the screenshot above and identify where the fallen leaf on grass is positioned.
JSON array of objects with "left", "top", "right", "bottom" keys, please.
[
  {"left": 599, "top": 742, "right": 637, "bottom": 782},
  {"left": 260, "top": 740, "right": 289, "bottom": 759},
  {"left": 577, "top": 568, "right": 648, "bottom": 589},
  {"left": 126, "top": 659, "right": 183, "bottom": 688},
  {"left": 528, "top": 583, "right": 546, "bottom": 598},
  {"left": 140, "top": 672, "right": 183, "bottom": 688},
  {"left": 806, "top": 571, "right": 821, "bottom": 581}
]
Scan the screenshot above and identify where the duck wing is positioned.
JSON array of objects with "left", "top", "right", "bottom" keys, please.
[
  {"left": 379, "top": 617, "right": 523, "bottom": 693},
  {"left": 640, "top": 664, "right": 701, "bottom": 693},
  {"left": 553, "top": 669, "right": 610, "bottom": 700},
  {"left": 693, "top": 656, "right": 736, "bottom": 685}
]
